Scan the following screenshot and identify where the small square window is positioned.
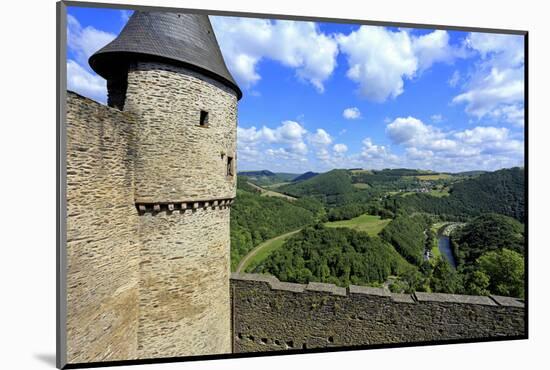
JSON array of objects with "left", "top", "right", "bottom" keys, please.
[
  {"left": 199, "top": 110, "right": 209, "bottom": 126},
  {"left": 227, "top": 156, "right": 234, "bottom": 177}
]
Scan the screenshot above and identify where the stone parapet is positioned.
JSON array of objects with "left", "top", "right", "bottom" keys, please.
[{"left": 230, "top": 273, "right": 525, "bottom": 353}]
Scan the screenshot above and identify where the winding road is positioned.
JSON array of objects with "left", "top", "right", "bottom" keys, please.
[
  {"left": 236, "top": 229, "right": 302, "bottom": 273},
  {"left": 246, "top": 182, "right": 297, "bottom": 201}
]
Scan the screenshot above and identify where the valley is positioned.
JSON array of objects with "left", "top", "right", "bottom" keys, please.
[{"left": 231, "top": 167, "right": 525, "bottom": 298}]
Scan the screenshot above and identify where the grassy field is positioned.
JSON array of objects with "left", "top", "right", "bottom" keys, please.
[
  {"left": 238, "top": 229, "right": 301, "bottom": 273},
  {"left": 414, "top": 174, "right": 452, "bottom": 181},
  {"left": 325, "top": 214, "right": 391, "bottom": 236},
  {"left": 264, "top": 182, "right": 292, "bottom": 189},
  {"left": 430, "top": 237, "right": 442, "bottom": 263},
  {"left": 429, "top": 188, "right": 450, "bottom": 197},
  {"left": 388, "top": 191, "right": 415, "bottom": 197},
  {"left": 352, "top": 183, "right": 370, "bottom": 189}
]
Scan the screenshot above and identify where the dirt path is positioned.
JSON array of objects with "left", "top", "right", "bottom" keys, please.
[
  {"left": 236, "top": 229, "right": 302, "bottom": 273},
  {"left": 246, "top": 182, "right": 297, "bottom": 201}
]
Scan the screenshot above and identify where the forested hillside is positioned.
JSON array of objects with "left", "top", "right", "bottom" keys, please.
[
  {"left": 232, "top": 166, "right": 525, "bottom": 298},
  {"left": 451, "top": 213, "right": 525, "bottom": 265},
  {"left": 230, "top": 180, "right": 320, "bottom": 270},
  {"left": 257, "top": 224, "right": 414, "bottom": 286},
  {"left": 396, "top": 168, "right": 525, "bottom": 221},
  {"left": 380, "top": 215, "right": 432, "bottom": 266},
  {"left": 237, "top": 170, "right": 298, "bottom": 186},
  {"left": 449, "top": 214, "right": 525, "bottom": 298},
  {"left": 292, "top": 171, "right": 319, "bottom": 182},
  {"left": 278, "top": 169, "right": 355, "bottom": 202},
  {"left": 350, "top": 169, "right": 432, "bottom": 190}
]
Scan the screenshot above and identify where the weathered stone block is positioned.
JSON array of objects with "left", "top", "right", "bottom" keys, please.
[{"left": 230, "top": 274, "right": 525, "bottom": 354}]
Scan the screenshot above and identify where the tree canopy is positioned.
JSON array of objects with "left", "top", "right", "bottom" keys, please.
[
  {"left": 396, "top": 168, "right": 525, "bottom": 221},
  {"left": 452, "top": 213, "right": 525, "bottom": 265},
  {"left": 257, "top": 224, "right": 414, "bottom": 287},
  {"left": 230, "top": 181, "right": 317, "bottom": 270},
  {"left": 476, "top": 249, "right": 524, "bottom": 298},
  {"left": 380, "top": 215, "right": 432, "bottom": 266}
]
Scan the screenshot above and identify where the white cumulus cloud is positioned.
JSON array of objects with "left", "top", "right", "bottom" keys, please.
[
  {"left": 431, "top": 114, "right": 443, "bottom": 123},
  {"left": 333, "top": 143, "right": 348, "bottom": 154},
  {"left": 386, "top": 116, "right": 443, "bottom": 147},
  {"left": 67, "top": 14, "right": 116, "bottom": 66},
  {"left": 361, "top": 138, "right": 392, "bottom": 159},
  {"left": 66, "top": 60, "right": 107, "bottom": 101},
  {"left": 384, "top": 116, "right": 523, "bottom": 170},
  {"left": 343, "top": 107, "right": 361, "bottom": 119},
  {"left": 406, "top": 147, "right": 434, "bottom": 160},
  {"left": 308, "top": 129, "right": 334, "bottom": 162},
  {"left": 413, "top": 30, "right": 459, "bottom": 71},
  {"left": 337, "top": 27, "right": 417, "bottom": 102},
  {"left": 66, "top": 15, "right": 116, "bottom": 102},
  {"left": 237, "top": 120, "right": 309, "bottom": 163},
  {"left": 453, "top": 33, "right": 525, "bottom": 126},
  {"left": 238, "top": 120, "right": 307, "bottom": 145},
  {"left": 337, "top": 27, "right": 461, "bottom": 102},
  {"left": 454, "top": 126, "right": 509, "bottom": 144},
  {"left": 309, "top": 128, "right": 333, "bottom": 147},
  {"left": 211, "top": 16, "right": 338, "bottom": 92},
  {"left": 448, "top": 70, "right": 460, "bottom": 87}
]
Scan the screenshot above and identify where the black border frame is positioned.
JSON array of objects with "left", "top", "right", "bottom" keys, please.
[{"left": 56, "top": 1, "right": 529, "bottom": 368}]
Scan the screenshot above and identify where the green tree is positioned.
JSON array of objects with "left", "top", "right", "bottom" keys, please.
[
  {"left": 464, "top": 270, "right": 491, "bottom": 296},
  {"left": 430, "top": 257, "right": 462, "bottom": 293},
  {"left": 452, "top": 213, "right": 524, "bottom": 265},
  {"left": 230, "top": 181, "right": 318, "bottom": 270},
  {"left": 477, "top": 248, "right": 524, "bottom": 298},
  {"left": 380, "top": 214, "right": 431, "bottom": 265},
  {"left": 402, "top": 267, "right": 425, "bottom": 293},
  {"left": 396, "top": 168, "right": 525, "bottom": 222},
  {"left": 258, "top": 224, "right": 415, "bottom": 287}
]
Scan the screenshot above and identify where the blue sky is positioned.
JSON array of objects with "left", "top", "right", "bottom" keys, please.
[{"left": 66, "top": 6, "right": 525, "bottom": 174}]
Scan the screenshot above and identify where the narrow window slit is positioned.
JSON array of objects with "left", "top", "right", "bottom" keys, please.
[
  {"left": 199, "top": 110, "right": 209, "bottom": 126},
  {"left": 227, "top": 156, "right": 234, "bottom": 176}
]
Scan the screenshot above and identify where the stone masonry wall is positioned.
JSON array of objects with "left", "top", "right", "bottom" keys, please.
[
  {"left": 66, "top": 92, "right": 139, "bottom": 363},
  {"left": 137, "top": 206, "right": 232, "bottom": 359},
  {"left": 121, "top": 62, "right": 237, "bottom": 358},
  {"left": 124, "top": 61, "right": 238, "bottom": 204},
  {"left": 231, "top": 273, "right": 525, "bottom": 353},
  {"left": 66, "top": 59, "right": 237, "bottom": 363}
]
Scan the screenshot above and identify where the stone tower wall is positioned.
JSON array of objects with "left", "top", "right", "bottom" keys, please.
[
  {"left": 65, "top": 92, "right": 139, "bottom": 363},
  {"left": 122, "top": 61, "right": 238, "bottom": 358},
  {"left": 230, "top": 274, "right": 525, "bottom": 353},
  {"left": 136, "top": 207, "right": 232, "bottom": 358},
  {"left": 124, "top": 61, "right": 238, "bottom": 204}
]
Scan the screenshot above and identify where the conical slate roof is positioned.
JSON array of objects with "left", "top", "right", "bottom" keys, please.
[{"left": 89, "top": 11, "right": 242, "bottom": 99}]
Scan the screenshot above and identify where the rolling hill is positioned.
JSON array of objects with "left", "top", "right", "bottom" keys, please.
[
  {"left": 396, "top": 167, "right": 525, "bottom": 221},
  {"left": 238, "top": 170, "right": 298, "bottom": 186},
  {"left": 278, "top": 169, "right": 356, "bottom": 204},
  {"left": 292, "top": 171, "right": 319, "bottom": 182}
]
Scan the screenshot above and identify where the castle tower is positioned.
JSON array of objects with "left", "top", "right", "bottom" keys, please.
[{"left": 90, "top": 11, "right": 241, "bottom": 359}]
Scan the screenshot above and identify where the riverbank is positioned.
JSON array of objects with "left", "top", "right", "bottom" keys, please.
[{"left": 430, "top": 222, "right": 463, "bottom": 268}]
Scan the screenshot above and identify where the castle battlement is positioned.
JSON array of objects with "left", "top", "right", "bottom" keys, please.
[
  {"left": 136, "top": 198, "right": 234, "bottom": 215},
  {"left": 230, "top": 273, "right": 525, "bottom": 352},
  {"left": 230, "top": 273, "right": 524, "bottom": 307}
]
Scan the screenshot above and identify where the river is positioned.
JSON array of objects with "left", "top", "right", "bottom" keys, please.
[{"left": 438, "top": 236, "right": 457, "bottom": 268}]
